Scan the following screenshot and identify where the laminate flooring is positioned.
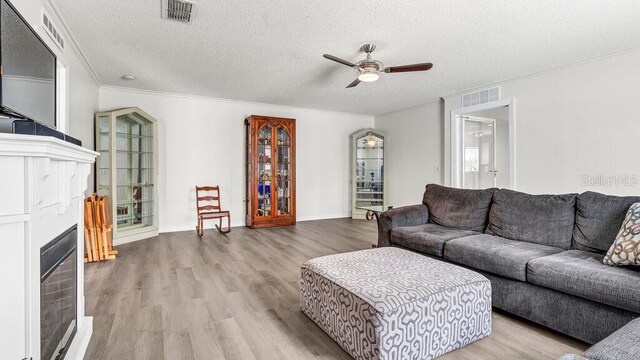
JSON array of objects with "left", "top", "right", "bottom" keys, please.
[{"left": 83, "top": 218, "right": 588, "bottom": 360}]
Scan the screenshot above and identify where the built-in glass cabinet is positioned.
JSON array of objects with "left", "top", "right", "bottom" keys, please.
[
  {"left": 95, "top": 107, "right": 158, "bottom": 244},
  {"left": 352, "top": 129, "right": 387, "bottom": 219}
]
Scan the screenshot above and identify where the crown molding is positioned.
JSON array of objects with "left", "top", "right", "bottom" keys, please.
[
  {"left": 98, "top": 85, "right": 375, "bottom": 119},
  {"left": 41, "top": 0, "right": 102, "bottom": 87}
]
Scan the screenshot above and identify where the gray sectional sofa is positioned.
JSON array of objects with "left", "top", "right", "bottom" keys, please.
[
  {"left": 560, "top": 317, "right": 640, "bottom": 359},
  {"left": 378, "top": 184, "right": 640, "bottom": 344}
]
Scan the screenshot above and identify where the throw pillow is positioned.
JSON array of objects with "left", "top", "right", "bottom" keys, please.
[{"left": 603, "top": 203, "right": 640, "bottom": 266}]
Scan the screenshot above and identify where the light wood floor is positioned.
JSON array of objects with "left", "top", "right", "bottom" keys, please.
[{"left": 83, "top": 218, "right": 588, "bottom": 360}]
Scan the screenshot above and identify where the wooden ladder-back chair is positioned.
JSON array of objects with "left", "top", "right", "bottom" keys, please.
[{"left": 196, "top": 186, "right": 231, "bottom": 236}]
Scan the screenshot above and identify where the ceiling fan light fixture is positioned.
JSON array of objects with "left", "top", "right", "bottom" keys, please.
[{"left": 358, "top": 71, "right": 379, "bottom": 82}]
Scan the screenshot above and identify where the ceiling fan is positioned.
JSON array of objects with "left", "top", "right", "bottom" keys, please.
[{"left": 323, "top": 44, "right": 433, "bottom": 88}]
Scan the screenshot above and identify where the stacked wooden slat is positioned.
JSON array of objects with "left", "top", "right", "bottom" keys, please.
[{"left": 84, "top": 194, "right": 118, "bottom": 262}]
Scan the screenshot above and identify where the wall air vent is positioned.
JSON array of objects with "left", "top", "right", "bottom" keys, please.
[
  {"left": 42, "top": 12, "right": 64, "bottom": 50},
  {"left": 462, "top": 86, "right": 501, "bottom": 108},
  {"left": 162, "top": 0, "right": 196, "bottom": 23}
]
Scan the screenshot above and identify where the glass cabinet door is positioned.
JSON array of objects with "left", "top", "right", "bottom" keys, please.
[
  {"left": 96, "top": 115, "right": 111, "bottom": 197},
  {"left": 355, "top": 131, "right": 384, "bottom": 208},
  {"left": 114, "top": 113, "right": 154, "bottom": 229},
  {"left": 257, "top": 124, "right": 272, "bottom": 217},
  {"left": 277, "top": 126, "right": 291, "bottom": 216}
]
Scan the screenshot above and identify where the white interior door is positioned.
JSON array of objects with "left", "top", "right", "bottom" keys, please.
[
  {"left": 450, "top": 98, "right": 516, "bottom": 190},
  {"left": 462, "top": 117, "right": 496, "bottom": 189}
]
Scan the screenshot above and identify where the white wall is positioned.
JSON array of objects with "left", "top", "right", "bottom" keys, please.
[
  {"left": 374, "top": 101, "right": 443, "bottom": 207},
  {"left": 444, "top": 48, "right": 640, "bottom": 196},
  {"left": 99, "top": 87, "right": 373, "bottom": 232},
  {"left": 494, "top": 118, "right": 509, "bottom": 188},
  {"left": 66, "top": 52, "right": 99, "bottom": 154}
]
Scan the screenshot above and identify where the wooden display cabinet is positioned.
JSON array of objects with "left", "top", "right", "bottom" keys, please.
[{"left": 245, "top": 115, "right": 296, "bottom": 228}]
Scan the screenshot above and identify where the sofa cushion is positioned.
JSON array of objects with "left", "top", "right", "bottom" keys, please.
[
  {"left": 573, "top": 191, "right": 640, "bottom": 253},
  {"left": 422, "top": 184, "right": 494, "bottom": 232},
  {"left": 377, "top": 204, "right": 430, "bottom": 248},
  {"left": 444, "top": 234, "right": 563, "bottom": 281},
  {"left": 486, "top": 189, "right": 577, "bottom": 249},
  {"left": 390, "top": 224, "right": 479, "bottom": 257},
  {"left": 527, "top": 250, "right": 640, "bottom": 313},
  {"left": 604, "top": 202, "right": 640, "bottom": 266}
]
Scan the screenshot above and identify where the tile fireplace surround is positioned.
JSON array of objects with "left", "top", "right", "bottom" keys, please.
[{"left": 0, "top": 134, "right": 97, "bottom": 360}]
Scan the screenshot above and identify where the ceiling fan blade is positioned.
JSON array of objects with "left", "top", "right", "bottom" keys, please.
[
  {"left": 385, "top": 62, "right": 433, "bottom": 73},
  {"left": 346, "top": 78, "right": 361, "bottom": 88},
  {"left": 323, "top": 54, "right": 357, "bottom": 68}
]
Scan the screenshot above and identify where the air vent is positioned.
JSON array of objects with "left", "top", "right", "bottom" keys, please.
[
  {"left": 42, "top": 12, "right": 64, "bottom": 50},
  {"left": 162, "top": 0, "right": 196, "bottom": 23},
  {"left": 462, "top": 86, "right": 501, "bottom": 108}
]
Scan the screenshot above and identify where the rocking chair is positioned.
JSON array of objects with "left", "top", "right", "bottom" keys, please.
[{"left": 195, "top": 185, "right": 231, "bottom": 236}]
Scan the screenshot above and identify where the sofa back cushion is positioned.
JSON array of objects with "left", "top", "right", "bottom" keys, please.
[
  {"left": 486, "top": 189, "right": 577, "bottom": 249},
  {"left": 573, "top": 191, "right": 640, "bottom": 253},
  {"left": 422, "top": 184, "right": 494, "bottom": 232}
]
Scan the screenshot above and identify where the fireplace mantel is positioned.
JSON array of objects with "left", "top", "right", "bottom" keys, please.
[{"left": 0, "top": 133, "right": 98, "bottom": 360}]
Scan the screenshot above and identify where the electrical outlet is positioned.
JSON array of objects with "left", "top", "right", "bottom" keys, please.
[{"left": 434, "top": 166, "right": 440, "bottom": 174}]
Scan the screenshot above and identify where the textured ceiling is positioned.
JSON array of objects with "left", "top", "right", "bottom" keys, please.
[{"left": 54, "top": 0, "right": 640, "bottom": 115}]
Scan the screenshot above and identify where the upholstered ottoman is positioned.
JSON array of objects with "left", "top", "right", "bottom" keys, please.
[{"left": 300, "top": 247, "right": 492, "bottom": 360}]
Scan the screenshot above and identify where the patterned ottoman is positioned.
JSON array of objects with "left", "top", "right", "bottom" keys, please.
[{"left": 300, "top": 247, "right": 492, "bottom": 360}]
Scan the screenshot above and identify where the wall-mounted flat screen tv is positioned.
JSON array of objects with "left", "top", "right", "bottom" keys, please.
[{"left": 1, "top": 0, "right": 56, "bottom": 128}]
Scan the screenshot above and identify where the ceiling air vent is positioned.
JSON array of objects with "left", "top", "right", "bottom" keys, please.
[
  {"left": 462, "top": 86, "right": 501, "bottom": 108},
  {"left": 162, "top": 0, "right": 196, "bottom": 23},
  {"left": 42, "top": 12, "right": 64, "bottom": 50}
]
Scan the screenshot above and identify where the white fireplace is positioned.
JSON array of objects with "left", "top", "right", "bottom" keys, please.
[{"left": 0, "top": 133, "right": 97, "bottom": 360}]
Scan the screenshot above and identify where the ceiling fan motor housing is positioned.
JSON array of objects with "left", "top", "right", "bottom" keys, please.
[
  {"left": 358, "top": 44, "right": 383, "bottom": 72},
  {"left": 357, "top": 59, "right": 384, "bottom": 73}
]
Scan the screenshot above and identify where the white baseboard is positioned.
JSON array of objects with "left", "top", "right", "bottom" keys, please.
[
  {"left": 157, "top": 213, "right": 352, "bottom": 234},
  {"left": 112, "top": 227, "right": 159, "bottom": 246},
  {"left": 159, "top": 224, "right": 231, "bottom": 234},
  {"left": 296, "top": 213, "right": 350, "bottom": 222},
  {"left": 65, "top": 316, "right": 93, "bottom": 360}
]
